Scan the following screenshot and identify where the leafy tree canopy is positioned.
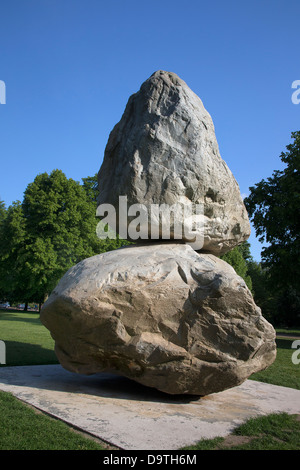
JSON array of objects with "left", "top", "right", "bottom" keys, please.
[
  {"left": 0, "top": 201, "right": 26, "bottom": 301},
  {"left": 82, "top": 173, "right": 99, "bottom": 203},
  {"left": 221, "top": 242, "right": 253, "bottom": 291},
  {"left": 0, "top": 200, "right": 6, "bottom": 222},
  {"left": 0, "top": 170, "right": 128, "bottom": 306},
  {"left": 244, "top": 131, "right": 300, "bottom": 293}
]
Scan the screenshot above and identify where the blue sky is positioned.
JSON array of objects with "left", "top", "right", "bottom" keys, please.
[{"left": 0, "top": 0, "right": 299, "bottom": 260}]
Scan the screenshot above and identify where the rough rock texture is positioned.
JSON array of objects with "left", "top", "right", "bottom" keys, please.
[
  {"left": 97, "top": 70, "right": 250, "bottom": 256},
  {"left": 40, "top": 244, "right": 276, "bottom": 396}
]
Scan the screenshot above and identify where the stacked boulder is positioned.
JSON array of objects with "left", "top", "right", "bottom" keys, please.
[{"left": 40, "top": 71, "right": 276, "bottom": 395}]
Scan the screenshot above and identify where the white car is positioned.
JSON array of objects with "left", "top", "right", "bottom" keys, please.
[{"left": 0, "top": 302, "right": 10, "bottom": 308}]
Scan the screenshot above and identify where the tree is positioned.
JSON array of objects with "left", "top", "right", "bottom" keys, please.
[
  {"left": 82, "top": 172, "right": 131, "bottom": 252},
  {"left": 0, "top": 200, "right": 6, "bottom": 223},
  {"left": 221, "top": 242, "right": 253, "bottom": 291},
  {"left": 244, "top": 131, "right": 300, "bottom": 325},
  {"left": 0, "top": 201, "right": 27, "bottom": 303},
  {"left": 0, "top": 171, "right": 102, "bottom": 306},
  {"left": 0, "top": 170, "right": 131, "bottom": 308},
  {"left": 220, "top": 242, "right": 278, "bottom": 324},
  {"left": 82, "top": 173, "right": 99, "bottom": 203},
  {"left": 22, "top": 169, "right": 109, "bottom": 303},
  {"left": 246, "top": 260, "right": 275, "bottom": 323},
  {"left": 0, "top": 200, "right": 6, "bottom": 300}
]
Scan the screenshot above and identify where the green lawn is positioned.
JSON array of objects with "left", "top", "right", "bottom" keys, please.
[
  {"left": 0, "top": 309, "right": 58, "bottom": 366},
  {"left": 250, "top": 337, "right": 300, "bottom": 390},
  {"left": 0, "top": 309, "right": 300, "bottom": 450},
  {"left": 0, "top": 309, "right": 109, "bottom": 450},
  {"left": 181, "top": 412, "right": 300, "bottom": 450},
  {"left": 0, "top": 390, "right": 107, "bottom": 450}
]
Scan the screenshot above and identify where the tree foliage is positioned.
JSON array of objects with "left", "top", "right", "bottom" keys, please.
[
  {"left": 221, "top": 242, "right": 279, "bottom": 324},
  {"left": 0, "top": 170, "right": 128, "bottom": 306},
  {"left": 81, "top": 174, "right": 99, "bottom": 203},
  {"left": 221, "top": 242, "right": 253, "bottom": 291},
  {"left": 0, "top": 201, "right": 27, "bottom": 302},
  {"left": 0, "top": 200, "right": 6, "bottom": 223},
  {"left": 244, "top": 131, "right": 300, "bottom": 326}
]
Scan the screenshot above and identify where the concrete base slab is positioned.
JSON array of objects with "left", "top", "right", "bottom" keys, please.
[{"left": 0, "top": 364, "right": 299, "bottom": 450}]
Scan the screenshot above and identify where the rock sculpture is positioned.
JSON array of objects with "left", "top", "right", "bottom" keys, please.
[{"left": 40, "top": 70, "right": 276, "bottom": 395}]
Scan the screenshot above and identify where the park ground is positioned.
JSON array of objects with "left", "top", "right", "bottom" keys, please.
[{"left": 0, "top": 309, "right": 300, "bottom": 450}]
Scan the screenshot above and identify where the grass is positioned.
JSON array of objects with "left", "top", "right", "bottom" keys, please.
[
  {"left": 250, "top": 338, "right": 300, "bottom": 390},
  {"left": 0, "top": 310, "right": 109, "bottom": 450},
  {"left": 276, "top": 328, "right": 300, "bottom": 337},
  {"left": 183, "top": 328, "right": 300, "bottom": 450},
  {"left": 182, "top": 412, "right": 300, "bottom": 450},
  {"left": 0, "top": 390, "right": 107, "bottom": 450},
  {"left": 0, "top": 309, "right": 300, "bottom": 450},
  {"left": 0, "top": 309, "right": 58, "bottom": 366}
]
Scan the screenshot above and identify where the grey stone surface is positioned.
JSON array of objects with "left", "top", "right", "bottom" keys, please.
[
  {"left": 40, "top": 243, "right": 276, "bottom": 396},
  {"left": 97, "top": 70, "right": 250, "bottom": 255},
  {"left": 0, "top": 365, "right": 300, "bottom": 450}
]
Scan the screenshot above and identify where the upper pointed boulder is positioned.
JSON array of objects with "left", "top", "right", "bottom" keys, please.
[{"left": 97, "top": 70, "right": 250, "bottom": 255}]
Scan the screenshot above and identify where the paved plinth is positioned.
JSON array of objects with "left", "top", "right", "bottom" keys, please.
[{"left": 0, "top": 364, "right": 299, "bottom": 450}]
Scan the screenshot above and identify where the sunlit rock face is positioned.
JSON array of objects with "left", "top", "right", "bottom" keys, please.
[
  {"left": 40, "top": 244, "right": 276, "bottom": 396},
  {"left": 97, "top": 70, "right": 250, "bottom": 256}
]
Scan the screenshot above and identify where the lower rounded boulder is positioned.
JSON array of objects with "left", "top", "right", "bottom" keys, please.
[{"left": 40, "top": 243, "right": 276, "bottom": 395}]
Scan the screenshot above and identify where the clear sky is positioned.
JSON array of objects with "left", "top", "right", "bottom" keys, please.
[{"left": 0, "top": 0, "right": 299, "bottom": 260}]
